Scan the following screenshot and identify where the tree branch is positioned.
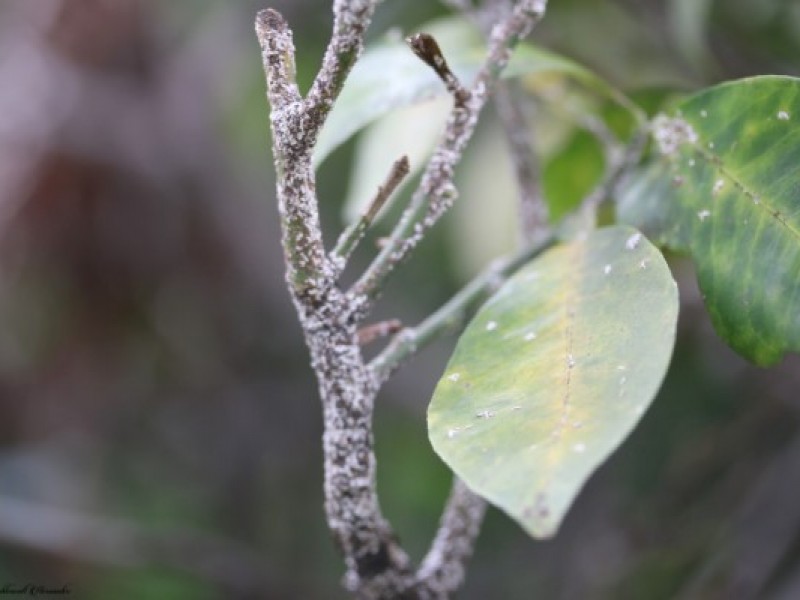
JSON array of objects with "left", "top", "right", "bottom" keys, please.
[
  {"left": 445, "top": 0, "right": 547, "bottom": 244},
  {"left": 331, "top": 155, "right": 410, "bottom": 268},
  {"left": 256, "top": 9, "right": 330, "bottom": 302},
  {"left": 305, "top": 0, "right": 380, "bottom": 143},
  {"left": 353, "top": 0, "right": 549, "bottom": 306},
  {"left": 413, "top": 479, "right": 488, "bottom": 597},
  {"left": 257, "top": 2, "right": 550, "bottom": 597},
  {"left": 257, "top": 7, "right": 412, "bottom": 596}
]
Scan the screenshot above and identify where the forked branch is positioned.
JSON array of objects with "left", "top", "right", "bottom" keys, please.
[{"left": 256, "top": 1, "right": 549, "bottom": 597}]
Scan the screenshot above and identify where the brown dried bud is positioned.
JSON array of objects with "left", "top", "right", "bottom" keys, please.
[
  {"left": 406, "top": 32, "right": 470, "bottom": 106},
  {"left": 406, "top": 33, "right": 451, "bottom": 81}
]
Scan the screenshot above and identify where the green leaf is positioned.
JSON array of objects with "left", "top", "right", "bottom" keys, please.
[
  {"left": 543, "top": 129, "right": 605, "bottom": 222},
  {"left": 428, "top": 226, "right": 678, "bottom": 538},
  {"left": 618, "top": 75, "right": 800, "bottom": 365},
  {"left": 314, "top": 16, "right": 632, "bottom": 167}
]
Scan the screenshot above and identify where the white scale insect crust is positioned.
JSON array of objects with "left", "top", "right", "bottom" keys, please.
[{"left": 652, "top": 114, "right": 699, "bottom": 156}]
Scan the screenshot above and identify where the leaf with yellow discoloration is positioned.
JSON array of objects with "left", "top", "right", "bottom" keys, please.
[{"left": 428, "top": 226, "right": 678, "bottom": 538}]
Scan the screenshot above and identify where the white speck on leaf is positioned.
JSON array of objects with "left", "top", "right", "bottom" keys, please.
[
  {"left": 476, "top": 410, "right": 495, "bottom": 419},
  {"left": 778, "top": 110, "right": 790, "bottom": 120},
  {"left": 486, "top": 321, "right": 498, "bottom": 331},
  {"left": 448, "top": 373, "right": 460, "bottom": 382},
  {"left": 700, "top": 110, "right": 708, "bottom": 118},
  {"left": 604, "top": 264, "right": 612, "bottom": 275},
  {"left": 712, "top": 179, "right": 724, "bottom": 196},
  {"left": 639, "top": 259, "right": 649, "bottom": 270},
  {"left": 524, "top": 332, "right": 537, "bottom": 341},
  {"left": 567, "top": 354, "right": 575, "bottom": 368},
  {"left": 625, "top": 232, "right": 642, "bottom": 250},
  {"left": 617, "top": 364, "right": 626, "bottom": 371},
  {"left": 698, "top": 209, "right": 711, "bottom": 221},
  {"left": 688, "top": 158, "right": 695, "bottom": 167},
  {"left": 573, "top": 443, "right": 586, "bottom": 453}
]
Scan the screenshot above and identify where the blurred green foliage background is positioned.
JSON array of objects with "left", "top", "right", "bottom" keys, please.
[{"left": 0, "top": 0, "right": 799, "bottom": 598}]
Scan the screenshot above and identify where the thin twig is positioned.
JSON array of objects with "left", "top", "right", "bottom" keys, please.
[
  {"left": 578, "top": 126, "right": 647, "bottom": 220},
  {"left": 407, "top": 33, "right": 471, "bottom": 106},
  {"left": 370, "top": 232, "right": 553, "bottom": 385},
  {"left": 331, "top": 155, "right": 410, "bottom": 267},
  {"left": 448, "top": 0, "right": 546, "bottom": 243},
  {"left": 357, "top": 319, "right": 403, "bottom": 346},
  {"left": 579, "top": 113, "right": 622, "bottom": 158},
  {"left": 494, "top": 83, "right": 547, "bottom": 243},
  {"left": 304, "top": 0, "right": 380, "bottom": 143},
  {"left": 403, "top": 4, "right": 548, "bottom": 593},
  {"left": 353, "top": 0, "right": 549, "bottom": 306}
]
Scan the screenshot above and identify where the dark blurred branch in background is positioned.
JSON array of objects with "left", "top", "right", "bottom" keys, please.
[{"left": 493, "top": 84, "right": 547, "bottom": 244}]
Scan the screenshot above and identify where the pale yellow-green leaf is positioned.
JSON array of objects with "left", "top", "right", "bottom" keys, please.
[{"left": 429, "top": 226, "right": 678, "bottom": 538}]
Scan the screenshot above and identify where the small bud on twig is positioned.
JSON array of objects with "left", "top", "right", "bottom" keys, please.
[
  {"left": 406, "top": 33, "right": 471, "bottom": 106},
  {"left": 357, "top": 319, "right": 403, "bottom": 346}
]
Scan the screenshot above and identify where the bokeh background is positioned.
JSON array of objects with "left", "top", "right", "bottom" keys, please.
[{"left": 1, "top": 0, "right": 799, "bottom": 598}]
